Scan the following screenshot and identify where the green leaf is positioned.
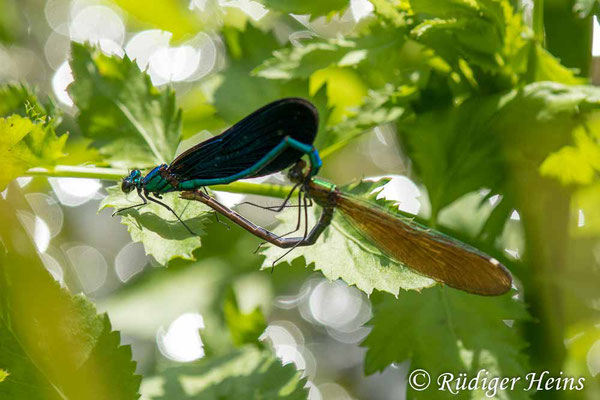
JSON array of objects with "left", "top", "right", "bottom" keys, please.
[
  {"left": 261, "top": 179, "right": 434, "bottom": 296},
  {"left": 408, "top": 0, "right": 510, "bottom": 73},
  {"left": 0, "top": 369, "right": 8, "bottom": 383},
  {"left": 398, "top": 93, "right": 506, "bottom": 217},
  {"left": 0, "top": 194, "right": 140, "bottom": 400},
  {"left": 0, "top": 115, "right": 67, "bottom": 190},
  {"left": 141, "top": 346, "right": 307, "bottom": 399},
  {"left": 362, "top": 288, "right": 530, "bottom": 399},
  {"left": 110, "top": 0, "right": 203, "bottom": 40},
  {"left": 99, "top": 185, "right": 211, "bottom": 264},
  {"left": 0, "top": 84, "right": 56, "bottom": 121},
  {"left": 215, "top": 25, "right": 308, "bottom": 123},
  {"left": 532, "top": 45, "right": 582, "bottom": 85},
  {"left": 68, "top": 42, "right": 181, "bottom": 168},
  {"left": 254, "top": 39, "right": 358, "bottom": 80},
  {"left": 321, "top": 84, "right": 413, "bottom": 153},
  {"left": 539, "top": 125, "right": 600, "bottom": 185},
  {"left": 223, "top": 288, "right": 267, "bottom": 347},
  {"left": 400, "top": 82, "right": 600, "bottom": 217},
  {"left": 254, "top": 26, "right": 408, "bottom": 87},
  {"left": 259, "top": 0, "right": 349, "bottom": 18},
  {"left": 369, "top": 0, "right": 408, "bottom": 27}
]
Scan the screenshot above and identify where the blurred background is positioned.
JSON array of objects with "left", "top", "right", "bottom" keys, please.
[{"left": 1, "top": 0, "right": 600, "bottom": 399}]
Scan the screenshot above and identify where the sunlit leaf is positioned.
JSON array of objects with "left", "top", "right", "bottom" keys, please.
[
  {"left": 321, "top": 84, "right": 413, "bottom": 153},
  {"left": 254, "top": 39, "right": 359, "bottom": 80},
  {"left": 400, "top": 82, "right": 600, "bottom": 217},
  {"left": 0, "top": 115, "right": 67, "bottom": 190},
  {"left": 362, "top": 288, "right": 530, "bottom": 399},
  {"left": 141, "top": 346, "right": 307, "bottom": 399},
  {"left": 533, "top": 45, "right": 582, "bottom": 85},
  {"left": 0, "top": 195, "right": 140, "bottom": 400},
  {"left": 99, "top": 185, "right": 211, "bottom": 264},
  {"left": 110, "top": 0, "right": 202, "bottom": 40},
  {"left": 369, "top": 0, "right": 408, "bottom": 27},
  {"left": 68, "top": 42, "right": 181, "bottom": 168},
  {"left": 254, "top": 27, "right": 409, "bottom": 88},
  {"left": 259, "top": 0, "right": 349, "bottom": 18},
  {"left": 540, "top": 125, "right": 600, "bottom": 185},
  {"left": 261, "top": 179, "right": 435, "bottom": 296},
  {"left": 0, "top": 369, "right": 8, "bottom": 383}
]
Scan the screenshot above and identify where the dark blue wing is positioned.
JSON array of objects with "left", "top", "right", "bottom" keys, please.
[{"left": 168, "top": 98, "right": 318, "bottom": 180}]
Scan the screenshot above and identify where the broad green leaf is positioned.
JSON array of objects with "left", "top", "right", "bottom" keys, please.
[
  {"left": 532, "top": 45, "right": 582, "bottom": 85},
  {"left": 400, "top": 82, "right": 600, "bottom": 217},
  {"left": 398, "top": 93, "right": 506, "bottom": 217},
  {"left": 223, "top": 288, "right": 267, "bottom": 347},
  {"left": 179, "top": 86, "right": 226, "bottom": 139},
  {"left": 540, "top": 125, "right": 600, "bottom": 185},
  {"left": 99, "top": 185, "right": 211, "bottom": 264},
  {"left": 68, "top": 42, "right": 181, "bottom": 168},
  {"left": 60, "top": 138, "right": 104, "bottom": 166},
  {"left": 309, "top": 66, "right": 368, "bottom": 124},
  {"left": 0, "top": 195, "right": 140, "bottom": 400},
  {"left": 321, "top": 84, "right": 413, "bottom": 153},
  {"left": 141, "top": 346, "right": 307, "bottom": 399},
  {"left": 259, "top": 0, "right": 349, "bottom": 18},
  {"left": 0, "top": 115, "right": 67, "bottom": 190},
  {"left": 261, "top": 179, "right": 435, "bottom": 296},
  {"left": 214, "top": 25, "right": 308, "bottom": 123},
  {"left": 254, "top": 26, "right": 409, "bottom": 88},
  {"left": 362, "top": 289, "right": 530, "bottom": 399},
  {"left": 406, "top": 0, "right": 577, "bottom": 89},
  {"left": 110, "top": 0, "right": 202, "bottom": 40},
  {"left": 254, "top": 39, "right": 359, "bottom": 80}
]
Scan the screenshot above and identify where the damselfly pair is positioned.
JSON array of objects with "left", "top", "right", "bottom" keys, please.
[{"left": 116, "top": 98, "right": 512, "bottom": 296}]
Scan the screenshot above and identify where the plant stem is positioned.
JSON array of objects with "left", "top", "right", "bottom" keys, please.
[
  {"left": 26, "top": 166, "right": 127, "bottom": 180},
  {"left": 24, "top": 165, "right": 294, "bottom": 199},
  {"left": 532, "top": 0, "right": 545, "bottom": 44}
]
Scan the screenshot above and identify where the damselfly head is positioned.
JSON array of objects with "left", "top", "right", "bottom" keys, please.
[
  {"left": 287, "top": 160, "right": 307, "bottom": 184},
  {"left": 121, "top": 169, "right": 141, "bottom": 193}
]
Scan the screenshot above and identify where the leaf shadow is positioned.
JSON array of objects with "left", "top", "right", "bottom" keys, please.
[
  {"left": 152, "top": 349, "right": 306, "bottom": 399},
  {"left": 121, "top": 208, "right": 207, "bottom": 240}
]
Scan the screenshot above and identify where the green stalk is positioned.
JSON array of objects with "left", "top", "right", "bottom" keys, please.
[
  {"left": 26, "top": 166, "right": 127, "bottom": 180},
  {"left": 24, "top": 165, "right": 293, "bottom": 199},
  {"left": 532, "top": 0, "right": 545, "bottom": 44}
]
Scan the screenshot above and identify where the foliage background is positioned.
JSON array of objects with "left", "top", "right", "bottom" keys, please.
[{"left": 0, "top": 0, "right": 599, "bottom": 399}]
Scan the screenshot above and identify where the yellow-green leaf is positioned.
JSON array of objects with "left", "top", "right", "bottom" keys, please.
[
  {"left": 110, "top": 0, "right": 202, "bottom": 40},
  {"left": 0, "top": 115, "right": 67, "bottom": 190},
  {"left": 0, "top": 369, "right": 8, "bottom": 383}
]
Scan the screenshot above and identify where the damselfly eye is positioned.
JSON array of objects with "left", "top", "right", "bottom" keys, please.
[{"left": 121, "top": 178, "right": 135, "bottom": 193}]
